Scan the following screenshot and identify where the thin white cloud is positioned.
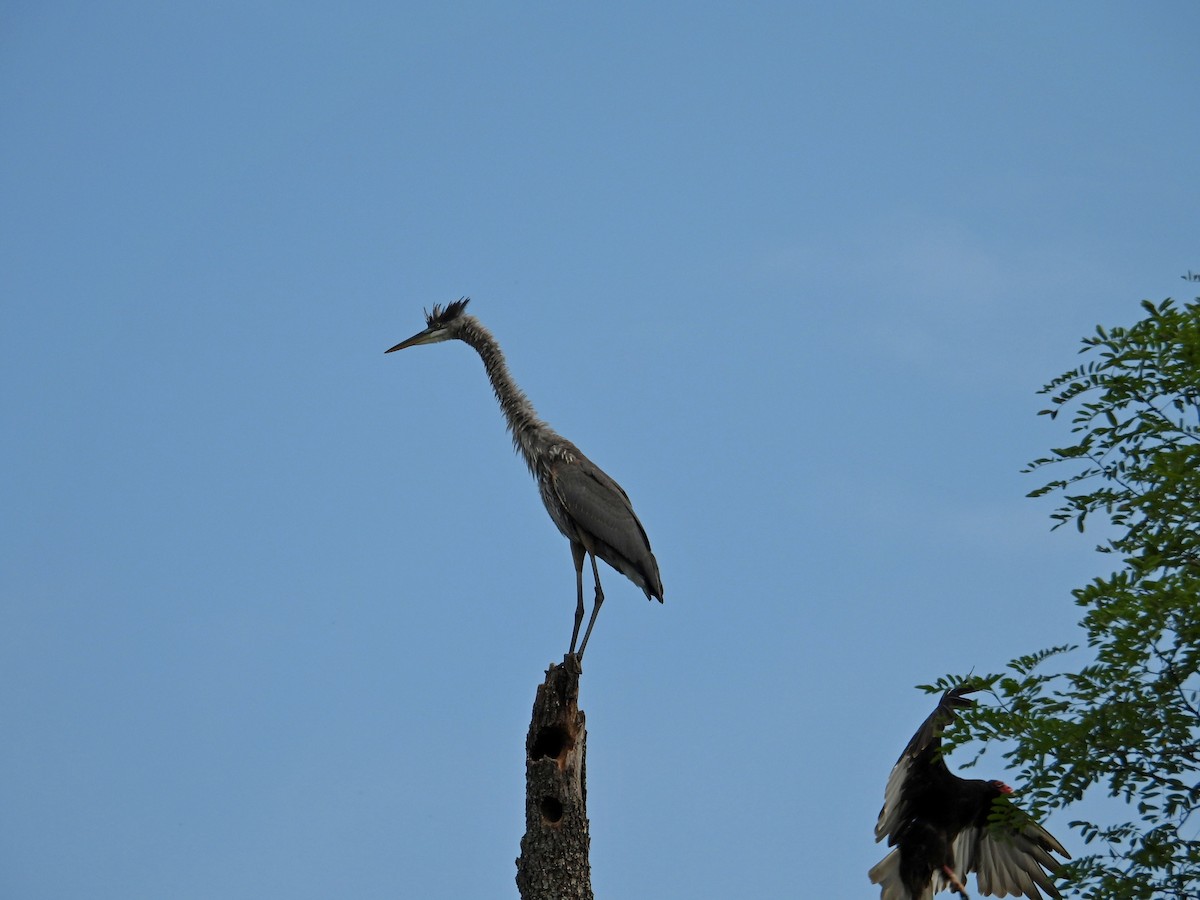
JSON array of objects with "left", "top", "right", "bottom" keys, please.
[{"left": 758, "top": 215, "right": 992, "bottom": 289}]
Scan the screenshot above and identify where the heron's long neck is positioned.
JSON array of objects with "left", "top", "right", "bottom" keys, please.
[{"left": 458, "top": 316, "right": 559, "bottom": 475}]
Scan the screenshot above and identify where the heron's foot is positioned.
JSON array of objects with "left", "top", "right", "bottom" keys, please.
[{"left": 942, "top": 865, "right": 969, "bottom": 899}]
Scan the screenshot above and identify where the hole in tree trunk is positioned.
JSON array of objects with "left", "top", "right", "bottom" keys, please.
[
  {"left": 539, "top": 796, "right": 563, "bottom": 824},
  {"left": 531, "top": 725, "right": 567, "bottom": 760}
]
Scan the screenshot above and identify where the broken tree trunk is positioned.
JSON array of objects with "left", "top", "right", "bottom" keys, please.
[{"left": 515, "top": 655, "right": 593, "bottom": 900}]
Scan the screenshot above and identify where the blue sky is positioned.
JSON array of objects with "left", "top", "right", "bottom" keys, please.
[{"left": 2, "top": 4, "right": 1198, "bottom": 898}]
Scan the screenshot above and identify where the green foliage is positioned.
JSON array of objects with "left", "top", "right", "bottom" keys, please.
[{"left": 937, "top": 293, "right": 1200, "bottom": 899}]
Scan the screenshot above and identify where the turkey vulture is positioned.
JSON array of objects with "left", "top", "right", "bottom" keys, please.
[{"left": 869, "top": 684, "right": 1069, "bottom": 899}]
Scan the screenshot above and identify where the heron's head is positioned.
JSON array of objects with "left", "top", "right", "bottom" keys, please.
[{"left": 385, "top": 298, "right": 471, "bottom": 352}]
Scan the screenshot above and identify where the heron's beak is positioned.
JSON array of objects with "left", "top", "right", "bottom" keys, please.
[{"left": 385, "top": 329, "right": 435, "bottom": 353}]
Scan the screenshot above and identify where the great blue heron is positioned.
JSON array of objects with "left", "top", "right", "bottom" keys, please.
[{"left": 386, "top": 298, "right": 663, "bottom": 658}]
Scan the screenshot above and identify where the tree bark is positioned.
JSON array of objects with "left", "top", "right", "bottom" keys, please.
[{"left": 515, "top": 655, "right": 593, "bottom": 900}]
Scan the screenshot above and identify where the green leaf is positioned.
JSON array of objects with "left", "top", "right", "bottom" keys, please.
[{"left": 941, "top": 290, "right": 1200, "bottom": 898}]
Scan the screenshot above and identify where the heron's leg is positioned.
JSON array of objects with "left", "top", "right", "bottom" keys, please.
[
  {"left": 568, "top": 543, "right": 586, "bottom": 656},
  {"left": 942, "top": 865, "right": 969, "bottom": 899},
  {"left": 576, "top": 555, "right": 605, "bottom": 658}
]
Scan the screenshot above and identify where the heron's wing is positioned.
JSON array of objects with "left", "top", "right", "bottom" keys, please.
[
  {"left": 952, "top": 800, "right": 1069, "bottom": 899},
  {"left": 875, "top": 685, "right": 979, "bottom": 842},
  {"left": 549, "top": 456, "right": 662, "bottom": 599}
]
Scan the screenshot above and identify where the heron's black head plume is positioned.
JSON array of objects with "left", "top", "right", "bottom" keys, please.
[{"left": 426, "top": 297, "right": 470, "bottom": 328}]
